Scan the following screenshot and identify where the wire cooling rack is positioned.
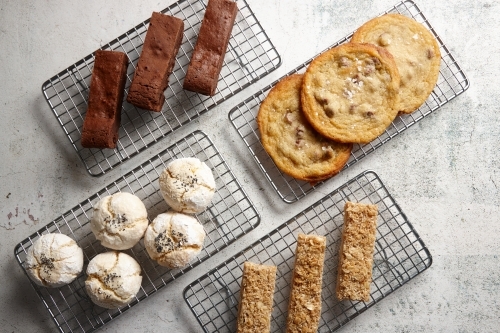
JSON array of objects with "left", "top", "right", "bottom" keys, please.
[
  {"left": 229, "top": 0, "right": 469, "bottom": 203},
  {"left": 14, "top": 130, "right": 260, "bottom": 333},
  {"left": 184, "top": 170, "right": 432, "bottom": 333},
  {"left": 42, "top": 0, "right": 281, "bottom": 177}
]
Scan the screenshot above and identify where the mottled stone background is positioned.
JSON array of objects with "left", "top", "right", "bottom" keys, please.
[{"left": 0, "top": 0, "right": 498, "bottom": 332}]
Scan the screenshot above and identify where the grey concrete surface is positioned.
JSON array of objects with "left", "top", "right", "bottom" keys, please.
[{"left": 0, "top": 0, "right": 498, "bottom": 332}]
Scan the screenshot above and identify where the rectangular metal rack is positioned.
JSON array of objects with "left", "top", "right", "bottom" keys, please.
[
  {"left": 229, "top": 0, "right": 469, "bottom": 203},
  {"left": 14, "top": 130, "right": 260, "bottom": 333},
  {"left": 42, "top": 0, "right": 281, "bottom": 177},
  {"left": 184, "top": 170, "right": 432, "bottom": 333}
]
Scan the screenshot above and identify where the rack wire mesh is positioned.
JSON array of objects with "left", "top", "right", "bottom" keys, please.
[
  {"left": 229, "top": 0, "right": 469, "bottom": 203},
  {"left": 42, "top": 0, "right": 281, "bottom": 177},
  {"left": 184, "top": 170, "right": 432, "bottom": 333},
  {"left": 14, "top": 130, "right": 260, "bottom": 333}
]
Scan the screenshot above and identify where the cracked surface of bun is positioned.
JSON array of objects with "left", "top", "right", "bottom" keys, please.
[
  {"left": 144, "top": 211, "right": 206, "bottom": 269},
  {"left": 90, "top": 192, "right": 148, "bottom": 250},
  {"left": 85, "top": 251, "right": 142, "bottom": 309},
  {"left": 25, "top": 233, "right": 84, "bottom": 288},
  {"left": 159, "top": 157, "right": 215, "bottom": 214}
]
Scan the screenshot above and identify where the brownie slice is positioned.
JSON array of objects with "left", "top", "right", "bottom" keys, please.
[
  {"left": 126, "top": 12, "right": 184, "bottom": 112},
  {"left": 183, "top": 0, "right": 238, "bottom": 96},
  {"left": 81, "top": 50, "right": 128, "bottom": 149}
]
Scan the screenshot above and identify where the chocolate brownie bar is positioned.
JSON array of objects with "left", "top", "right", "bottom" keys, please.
[
  {"left": 81, "top": 50, "right": 128, "bottom": 149},
  {"left": 126, "top": 12, "right": 184, "bottom": 112},
  {"left": 183, "top": 0, "right": 237, "bottom": 96}
]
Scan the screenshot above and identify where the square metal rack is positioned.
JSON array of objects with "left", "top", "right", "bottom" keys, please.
[
  {"left": 14, "top": 130, "right": 260, "bottom": 333},
  {"left": 42, "top": 0, "right": 281, "bottom": 177},
  {"left": 184, "top": 170, "right": 432, "bottom": 333},
  {"left": 229, "top": 0, "right": 469, "bottom": 203}
]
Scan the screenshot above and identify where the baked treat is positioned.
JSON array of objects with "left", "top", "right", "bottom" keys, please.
[
  {"left": 144, "top": 211, "right": 206, "bottom": 268},
  {"left": 286, "top": 233, "right": 326, "bottom": 333},
  {"left": 85, "top": 251, "right": 142, "bottom": 309},
  {"left": 81, "top": 50, "right": 128, "bottom": 149},
  {"left": 159, "top": 157, "right": 216, "bottom": 214},
  {"left": 236, "top": 262, "right": 277, "bottom": 333},
  {"left": 90, "top": 192, "right": 149, "bottom": 250},
  {"left": 24, "top": 233, "right": 84, "bottom": 288},
  {"left": 183, "top": 0, "right": 238, "bottom": 95},
  {"left": 301, "top": 43, "right": 400, "bottom": 144},
  {"left": 257, "top": 74, "right": 352, "bottom": 183},
  {"left": 351, "top": 13, "right": 441, "bottom": 114},
  {"left": 126, "top": 12, "right": 184, "bottom": 112},
  {"left": 336, "top": 201, "right": 378, "bottom": 302}
]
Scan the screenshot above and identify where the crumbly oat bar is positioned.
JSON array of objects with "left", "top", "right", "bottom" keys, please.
[
  {"left": 286, "top": 233, "right": 326, "bottom": 333},
  {"left": 336, "top": 201, "right": 378, "bottom": 302},
  {"left": 237, "top": 261, "right": 277, "bottom": 333}
]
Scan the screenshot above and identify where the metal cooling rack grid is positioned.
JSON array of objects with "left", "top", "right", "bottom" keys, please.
[
  {"left": 14, "top": 130, "right": 260, "bottom": 333},
  {"left": 229, "top": 0, "right": 469, "bottom": 203},
  {"left": 184, "top": 170, "right": 432, "bottom": 333},
  {"left": 42, "top": 0, "right": 281, "bottom": 177}
]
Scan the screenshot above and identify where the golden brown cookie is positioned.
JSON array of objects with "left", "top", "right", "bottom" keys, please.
[
  {"left": 301, "top": 43, "right": 401, "bottom": 144},
  {"left": 351, "top": 13, "right": 441, "bottom": 114},
  {"left": 257, "top": 74, "right": 352, "bottom": 183}
]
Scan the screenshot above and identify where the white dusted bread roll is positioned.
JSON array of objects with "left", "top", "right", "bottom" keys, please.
[
  {"left": 25, "top": 233, "right": 84, "bottom": 288},
  {"left": 159, "top": 157, "right": 216, "bottom": 214},
  {"left": 85, "top": 251, "right": 142, "bottom": 309},
  {"left": 144, "top": 211, "right": 206, "bottom": 269},
  {"left": 90, "top": 192, "right": 148, "bottom": 250}
]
